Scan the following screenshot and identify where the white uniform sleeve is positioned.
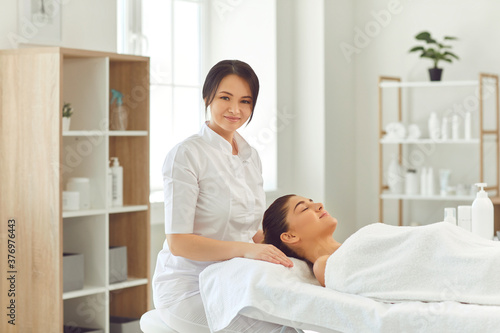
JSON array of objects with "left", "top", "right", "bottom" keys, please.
[{"left": 162, "top": 144, "right": 200, "bottom": 234}]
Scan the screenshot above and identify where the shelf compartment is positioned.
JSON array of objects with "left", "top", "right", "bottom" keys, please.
[
  {"left": 63, "top": 215, "right": 108, "bottom": 289},
  {"left": 109, "top": 284, "right": 149, "bottom": 319},
  {"left": 109, "top": 60, "right": 150, "bottom": 131},
  {"left": 109, "top": 136, "right": 149, "bottom": 206},
  {"left": 109, "top": 211, "right": 150, "bottom": 280},
  {"left": 62, "top": 135, "right": 107, "bottom": 210},
  {"left": 64, "top": 293, "right": 108, "bottom": 332},
  {"left": 63, "top": 57, "right": 109, "bottom": 131}
]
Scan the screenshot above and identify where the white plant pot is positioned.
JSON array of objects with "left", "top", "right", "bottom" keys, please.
[{"left": 62, "top": 117, "right": 71, "bottom": 131}]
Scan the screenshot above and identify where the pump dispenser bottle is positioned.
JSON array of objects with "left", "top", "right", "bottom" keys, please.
[
  {"left": 471, "top": 183, "right": 494, "bottom": 240},
  {"left": 110, "top": 89, "right": 128, "bottom": 130},
  {"left": 111, "top": 157, "right": 123, "bottom": 206}
]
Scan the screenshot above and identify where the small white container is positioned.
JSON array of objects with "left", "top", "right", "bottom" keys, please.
[
  {"left": 62, "top": 191, "right": 80, "bottom": 211},
  {"left": 405, "top": 169, "right": 419, "bottom": 195},
  {"left": 444, "top": 207, "right": 457, "bottom": 225},
  {"left": 441, "top": 116, "right": 449, "bottom": 140},
  {"left": 457, "top": 205, "right": 472, "bottom": 231},
  {"left": 67, "top": 177, "right": 90, "bottom": 210},
  {"left": 428, "top": 112, "right": 440, "bottom": 140}
]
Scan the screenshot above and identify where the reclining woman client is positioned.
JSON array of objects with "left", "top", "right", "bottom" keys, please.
[{"left": 263, "top": 194, "right": 500, "bottom": 305}]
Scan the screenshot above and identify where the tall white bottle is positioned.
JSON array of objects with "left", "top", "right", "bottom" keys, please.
[
  {"left": 464, "top": 111, "right": 472, "bottom": 140},
  {"left": 428, "top": 112, "right": 440, "bottom": 140},
  {"left": 111, "top": 157, "right": 123, "bottom": 207},
  {"left": 107, "top": 165, "right": 113, "bottom": 207},
  {"left": 471, "top": 183, "right": 494, "bottom": 240}
]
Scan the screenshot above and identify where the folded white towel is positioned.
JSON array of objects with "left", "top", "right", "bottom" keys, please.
[{"left": 326, "top": 222, "right": 500, "bottom": 305}]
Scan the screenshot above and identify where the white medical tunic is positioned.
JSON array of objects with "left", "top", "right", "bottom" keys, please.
[{"left": 153, "top": 123, "right": 266, "bottom": 309}]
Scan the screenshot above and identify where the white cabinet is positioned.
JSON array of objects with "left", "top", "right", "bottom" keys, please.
[{"left": 378, "top": 74, "right": 499, "bottom": 225}]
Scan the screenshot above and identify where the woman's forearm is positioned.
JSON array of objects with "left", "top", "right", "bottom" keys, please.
[{"left": 166, "top": 233, "right": 293, "bottom": 267}]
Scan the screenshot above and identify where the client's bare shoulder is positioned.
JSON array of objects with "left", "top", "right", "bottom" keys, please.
[{"left": 313, "top": 255, "right": 330, "bottom": 287}]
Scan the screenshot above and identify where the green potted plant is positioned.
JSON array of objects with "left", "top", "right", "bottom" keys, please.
[
  {"left": 62, "top": 102, "right": 73, "bottom": 131},
  {"left": 408, "top": 31, "right": 459, "bottom": 81}
]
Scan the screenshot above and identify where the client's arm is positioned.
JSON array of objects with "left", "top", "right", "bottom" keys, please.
[{"left": 313, "top": 255, "right": 329, "bottom": 287}]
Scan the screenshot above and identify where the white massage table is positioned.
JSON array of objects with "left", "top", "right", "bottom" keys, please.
[{"left": 199, "top": 257, "right": 500, "bottom": 333}]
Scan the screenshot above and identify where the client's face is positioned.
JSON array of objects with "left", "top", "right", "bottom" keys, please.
[{"left": 284, "top": 196, "right": 338, "bottom": 242}]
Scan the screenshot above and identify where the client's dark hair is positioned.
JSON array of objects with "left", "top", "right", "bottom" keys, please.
[{"left": 263, "top": 194, "right": 307, "bottom": 262}]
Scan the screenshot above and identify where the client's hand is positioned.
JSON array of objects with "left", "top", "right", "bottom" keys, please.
[{"left": 243, "top": 243, "right": 294, "bottom": 267}]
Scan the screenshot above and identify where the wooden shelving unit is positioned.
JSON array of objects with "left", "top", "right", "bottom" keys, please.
[
  {"left": 0, "top": 47, "right": 150, "bottom": 333},
  {"left": 378, "top": 74, "right": 499, "bottom": 226}
]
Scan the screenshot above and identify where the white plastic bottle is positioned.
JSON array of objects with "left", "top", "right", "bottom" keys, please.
[
  {"left": 471, "top": 183, "right": 494, "bottom": 240},
  {"left": 427, "top": 167, "right": 435, "bottom": 196},
  {"left": 441, "top": 116, "right": 449, "bottom": 140},
  {"left": 405, "top": 169, "right": 418, "bottom": 195},
  {"left": 111, "top": 157, "right": 123, "bottom": 206},
  {"left": 451, "top": 114, "right": 459, "bottom": 140},
  {"left": 420, "top": 167, "right": 427, "bottom": 196},
  {"left": 387, "top": 155, "right": 403, "bottom": 194},
  {"left": 464, "top": 111, "right": 472, "bottom": 140},
  {"left": 107, "top": 164, "right": 113, "bottom": 207},
  {"left": 428, "top": 112, "right": 440, "bottom": 140}
]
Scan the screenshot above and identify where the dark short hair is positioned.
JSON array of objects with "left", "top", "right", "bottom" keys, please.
[
  {"left": 202, "top": 59, "right": 259, "bottom": 124},
  {"left": 263, "top": 194, "right": 307, "bottom": 262}
]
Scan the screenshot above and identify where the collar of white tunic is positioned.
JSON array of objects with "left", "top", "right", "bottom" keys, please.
[{"left": 201, "top": 122, "right": 252, "bottom": 160}]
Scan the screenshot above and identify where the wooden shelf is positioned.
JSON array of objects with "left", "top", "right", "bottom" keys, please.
[
  {"left": 0, "top": 47, "right": 150, "bottom": 333},
  {"left": 109, "top": 130, "right": 148, "bottom": 136},
  {"left": 378, "top": 73, "right": 500, "bottom": 226},
  {"left": 380, "top": 138, "right": 480, "bottom": 144},
  {"left": 381, "top": 192, "right": 475, "bottom": 201},
  {"left": 379, "top": 80, "right": 479, "bottom": 88},
  {"left": 63, "top": 285, "right": 107, "bottom": 300}
]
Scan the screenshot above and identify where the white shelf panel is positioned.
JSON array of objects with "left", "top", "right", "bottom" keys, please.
[
  {"left": 379, "top": 80, "right": 478, "bottom": 88},
  {"left": 109, "top": 130, "right": 148, "bottom": 136},
  {"left": 108, "top": 204, "right": 149, "bottom": 214},
  {"left": 63, "top": 130, "right": 107, "bottom": 136},
  {"left": 380, "top": 138, "right": 480, "bottom": 144},
  {"left": 108, "top": 277, "right": 148, "bottom": 291},
  {"left": 381, "top": 193, "right": 475, "bottom": 201},
  {"left": 63, "top": 209, "right": 107, "bottom": 218},
  {"left": 63, "top": 285, "right": 107, "bottom": 300}
]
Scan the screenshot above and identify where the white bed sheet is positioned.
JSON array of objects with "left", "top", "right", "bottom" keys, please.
[{"left": 199, "top": 257, "right": 500, "bottom": 333}]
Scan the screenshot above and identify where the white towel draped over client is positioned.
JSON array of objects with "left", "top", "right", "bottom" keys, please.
[{"left": 325, "top": 222, "right": 500, "bottom": 305}]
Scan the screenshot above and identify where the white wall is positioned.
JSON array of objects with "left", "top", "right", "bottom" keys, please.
[
  {"left": 353, "top": 0, "right": 500, "bottom": 229},
  {"left": 291, "top": 0, "right": 326, "bottom": 202},
  {"left": 275, "top": 0, "right": 357, "bottom": 241},
  {"left": 0, "top": 0, "right": 116, "bottom": 52},
  {"left": 324, "top": 0, "right": 356, "bottom": 241}
]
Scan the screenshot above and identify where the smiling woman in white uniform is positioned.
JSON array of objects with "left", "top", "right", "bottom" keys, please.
[{"left": 153, "top": 60, "right": 297, "bottom": 333}]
